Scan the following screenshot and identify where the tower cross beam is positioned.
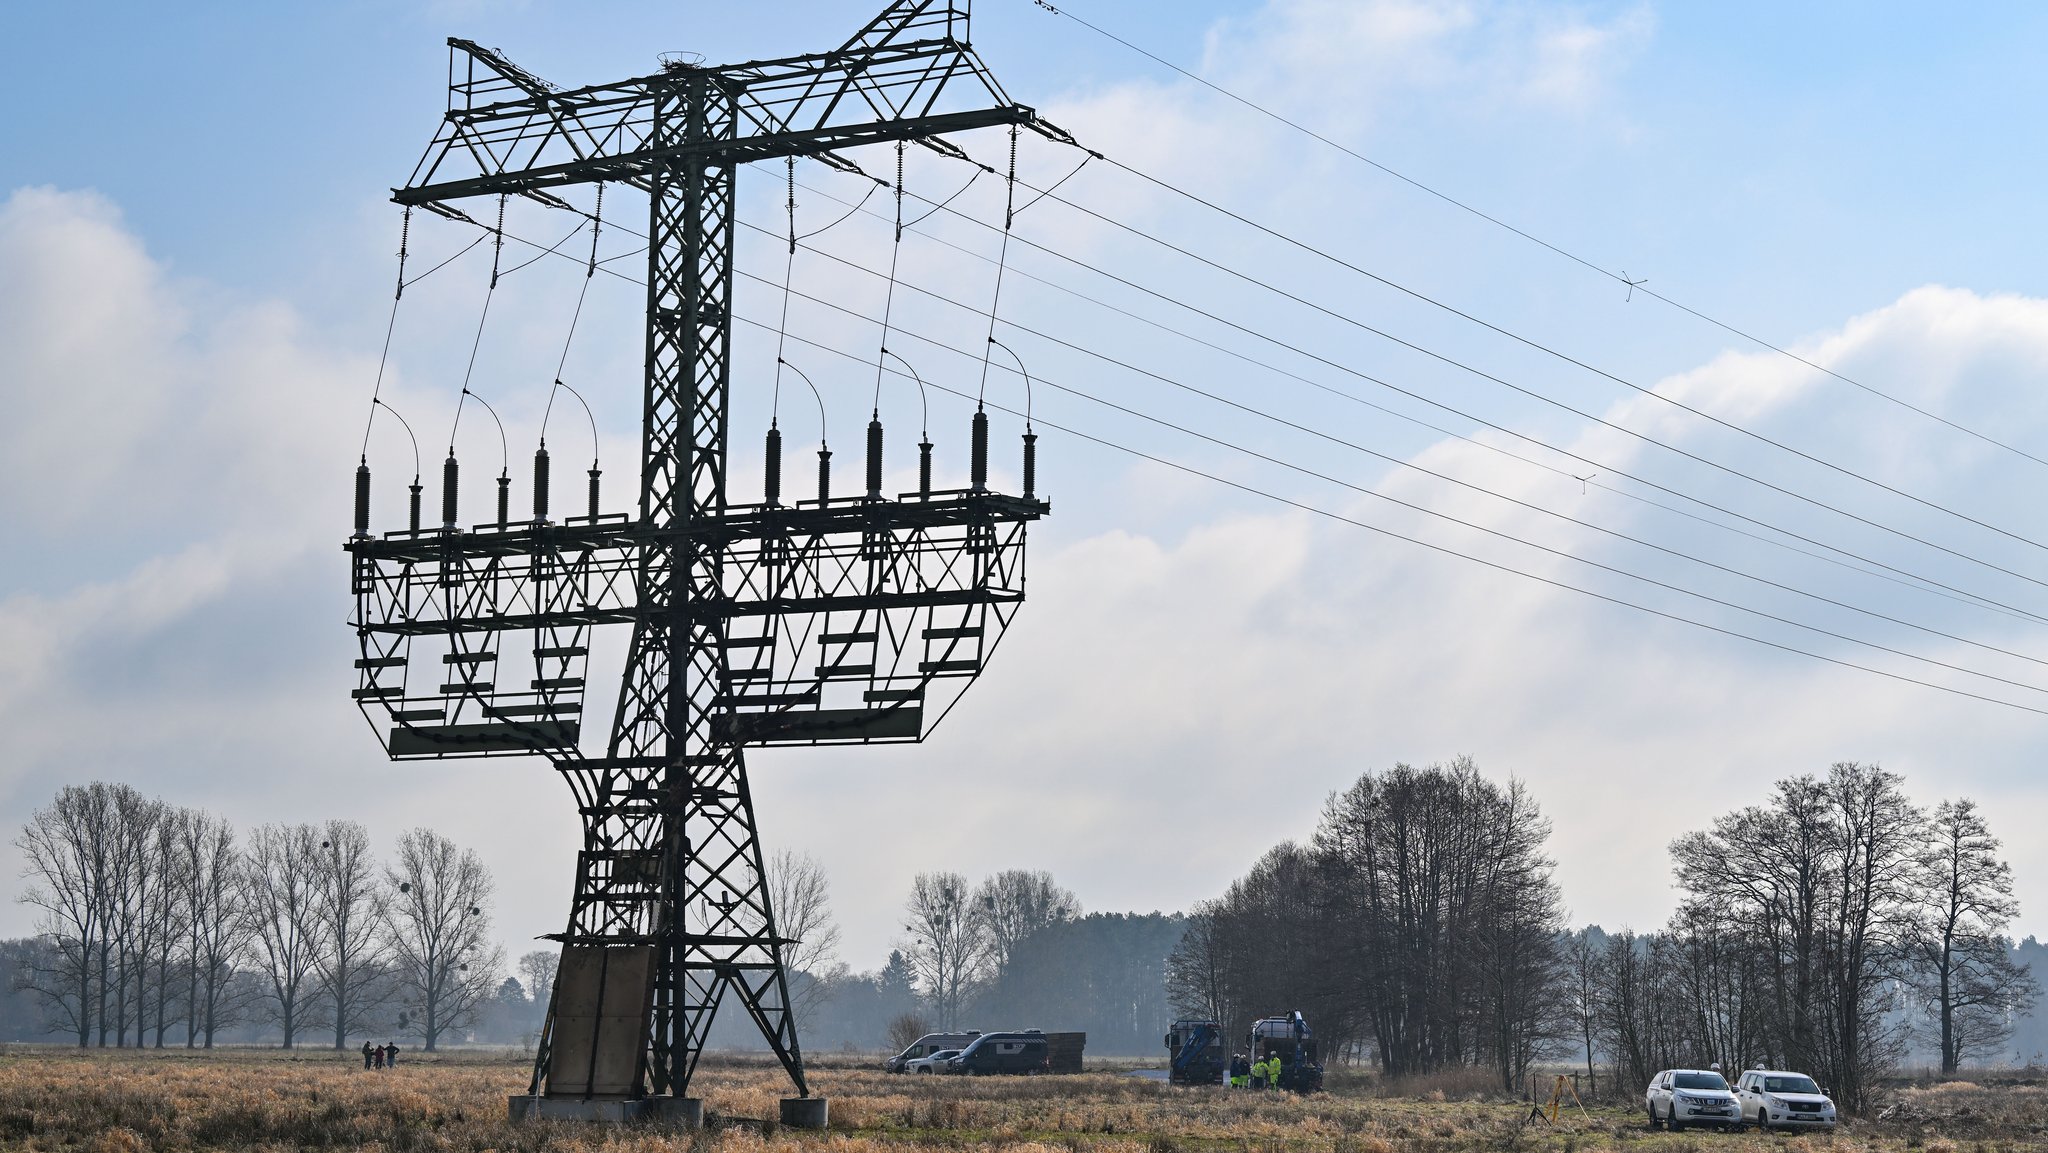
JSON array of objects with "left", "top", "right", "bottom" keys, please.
[{"left": 397, "top": 4, "right": 1026, "bottom": 208}]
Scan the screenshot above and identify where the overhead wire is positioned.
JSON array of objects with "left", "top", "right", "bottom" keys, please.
[
  {"left": 446, "top": 194, "right": 2048, "bottom": 715},
  {"left": 1023, "top": 0, "right": 2048, "bottom": 476},
  {"left": 543, "top": 183, "right": 605, "bottom": 458},
  {"left": 738, "top": 308, "right": 2048, "bottom": 719},
  {"left": 360, "top": 206, "right": 412, "bottom": 459},
  {"left": 738, "top": 220, "right": 2048, "bottom": 671},
  {"left": 722, "top": 237, "right": 2048, "bottom": 692},
  {"left": 770, "top": 170, "right": 2036, "bottom": 625},
  {"left": 776, "top": 162, "right": 2048, "bottom": 627},
  {"left": 448, "top": 194, "right": 509, "bottom": 450},
  {"left": 959, "top": 142, "right": 2048, "bottom": 579}
]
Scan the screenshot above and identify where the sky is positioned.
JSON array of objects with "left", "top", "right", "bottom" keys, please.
[{"left": 8, "top": 0, "right": 2048, "bottom": 977}]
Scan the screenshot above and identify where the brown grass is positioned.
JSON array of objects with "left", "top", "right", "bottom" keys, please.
[{"left": 0, "top": 1048, "right": 2029, "bottom": 1153}]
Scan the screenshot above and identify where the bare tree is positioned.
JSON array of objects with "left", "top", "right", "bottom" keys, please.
[
  {"left": 1671, "top": 763, "right": 1923, "bottom": 1111},
  {"left": 1823, "top": 762, "right": 1920, "bottom": 1109},
  {"left": 312, "top": 820, "right": 390, "bottom": 1050},
  {"left": 137, "top": 810, "right": 191, "bottom": 1047},
  {"left": 1305, "top": 760, "right": 1565, "bottom": 1081},
  {"left": 767, "top": 850, "right": 843, "bottom": 1032},
  {"left": 178, "top": 810, "right": 246, "bottom": 1047},
  {"left": 1910, "top": 798, "right": 2037, "bottom": 1072},
  {"left": 887, "top": 1011, "right": 932, "bottom": 1051},
  {"left": 1165, "top": 904, "right": 1231, "bottom": 1023},
  {"left": 973, "top": 869, "right": 1080, "bottom": 974},
  {"left": 517, "top": 948, "right": 558, "bottom": 1015},
  {"left": 1566, "top": 929, "right": 1600, "bottom": 1095},
  {"left": 242, "top": 823, "right": 327, "bottom": 1048},
  {"left": 15, "top": 783, "right": 117, "bottom": 1045},
  {"left": 901, "top": 871, "right": 988, "bottom": 1029},
  {"left": 384, "top": 828, "right": 502, "bottom": 1050}
]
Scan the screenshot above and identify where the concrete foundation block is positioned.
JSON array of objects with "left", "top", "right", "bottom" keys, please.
[
  {"left": 780, "top": 1097, "right": 829, "bottom": 1129},
  {"left": 646, "top": 1097, "right": 704, "bottom": 1127},
  {"left": 507, "top": 1095, "right": 703, "bottom": 1125}
]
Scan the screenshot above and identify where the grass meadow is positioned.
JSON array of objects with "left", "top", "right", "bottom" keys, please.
[{"left": 0, "top": 1048, "right": 2040, "bottom": 1153}]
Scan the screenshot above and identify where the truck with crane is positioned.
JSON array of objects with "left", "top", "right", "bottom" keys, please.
[{"left": 1165, "top": 1019, "right": 1227, "bottom": 1085}]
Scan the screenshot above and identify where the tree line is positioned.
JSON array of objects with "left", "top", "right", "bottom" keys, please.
[
  {"left": 14, "top": 782, "right": 512, "bottom": 1051},
  {"left": 1165, "top": 759, "right": 2037, "bottom": 1110},
  {"left": 739, "top": 861, "right": 1184, "bottom": 1055}
]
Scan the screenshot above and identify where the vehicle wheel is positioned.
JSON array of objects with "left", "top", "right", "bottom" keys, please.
[
  {"left": 917, "top": 1067, "right": 931, "bottom": 1075},
  {"left": 1668, "top": 1107, "right": 1685, "bottom": 1133},
  {"left": 1756, "top": 1112, "right": 1769, "bottom": 1133},
  {"left": 1648, "top": 1105, "right": 1662, "bottom": 1131}
]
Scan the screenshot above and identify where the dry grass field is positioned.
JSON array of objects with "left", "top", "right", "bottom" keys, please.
[{"left": 0, "top": 1048, "right": 2041, "bottom": 1153}]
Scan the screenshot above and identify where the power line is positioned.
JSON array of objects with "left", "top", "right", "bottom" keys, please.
[
  {"left": 773, "top": 173, "right": 2041, "bottom": 628},
  {"left": 736, "top": 306, "right": 2048, "bottom": 720},
  {"left": 1023, "top": 0, "right": 2048, "bottom": 475},
  {"left": 435, "top": 202, "right": 2048, "bottom": 716},
  {"left": 966, "top": 142, "right": 2048, "bottom": 577},
  {"left": 780, "top": 164, "right": 2048, "bottom": 627},
  {"left": 725, "top": 241, "right": 2048, "bottom": 697}
]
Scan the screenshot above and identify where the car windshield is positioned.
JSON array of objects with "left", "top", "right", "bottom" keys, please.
[
  {"left": 1674, "top": 1073, "right": 1730, "bottom": 1091},
  {"left": 930, "top": 1051, "right": 958, "bottom": 1060},
  {"left": 1765, "top": 1076, "right": 1821, "bottom": 1095}
]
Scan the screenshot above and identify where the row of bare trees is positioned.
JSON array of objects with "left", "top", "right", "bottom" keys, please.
[
  {"left": 1166, "top": 758, "right": 1566, "bottom": 1091},
  {"left": 15, "top": 782, "right": 505, "bottom": 1050},
  {"left": 899, "top": 869, "right": 1081, "bottom": 1028},
  {"left": 1575, "top": 764, "right": 2036, "bottom": 1111},
  {"left": 1164, "top": 759, "right": 2034, "bottom": 1112}
]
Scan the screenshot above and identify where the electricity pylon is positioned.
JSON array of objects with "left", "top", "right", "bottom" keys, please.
[{"left": 344, "top": 1, "right": 1051, "bottom": 1123}]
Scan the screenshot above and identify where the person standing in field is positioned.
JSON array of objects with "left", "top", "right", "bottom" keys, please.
[
  {"left": 361, "top": 1041, "right": 374, "bottom": 1070},
  {"left": 386, "top": 1042, "right": 400, "bottom": 1068}
]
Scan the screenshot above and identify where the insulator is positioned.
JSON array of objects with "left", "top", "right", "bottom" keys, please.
[
  {"left": 817, "top": 447, "right": 832, "bottom": 504},
  {"left": 587, "top": 467, "right": 601, "bottom": 521},
  {"left": 918, "top": 438, "right": 933, "bottom": 500},
  {"left": 970, "top": 408, "right": 989, "bottom": 492},
  {"left": 441, "top": 453, "right": 459, "bottom": 529},
  {"left": 408, "top": 481, "right": 423, "bottom": 534},
  {"left": 353, "top": 459, "right": 371, "bottom": 538},
  {"left": 533, "top": 445, "right": 551, "bottom": 523},
  {"left": 495, "top": 474, "right": 510, "bottom": 529},
  {"left": 1022, "top": 431, "right": 1038, "bottom": 499},
  {"left": 866, "top": 416, "right": 884, "bottom": 499},
  {"left": 764, "top": 426, "right": 782, "bottom": 506}
]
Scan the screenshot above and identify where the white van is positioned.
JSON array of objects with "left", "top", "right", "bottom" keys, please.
[{"left": 885, "top": 1031, "right": 981, "bottom": 1073}]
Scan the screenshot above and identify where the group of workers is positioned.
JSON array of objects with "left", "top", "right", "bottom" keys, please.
[
  {"left": 1227, "top": 1051, "right": 1289, "bottom": 1090},
  {"left": 359, "top": 1040, "right": 404, "bottom": 1070}
]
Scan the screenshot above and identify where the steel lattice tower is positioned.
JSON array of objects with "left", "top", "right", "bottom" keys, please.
[{"left": 345, "top": 1, "right": 1053, "bottom": 1123}]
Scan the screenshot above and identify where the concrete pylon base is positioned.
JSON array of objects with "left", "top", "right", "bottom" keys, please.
[
  {"left": 780, "top": 1097, "right": 830, "bottom": 1129},
  {"left": 507, "top": 1095, "right": 703, "bottom": 1125}
]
